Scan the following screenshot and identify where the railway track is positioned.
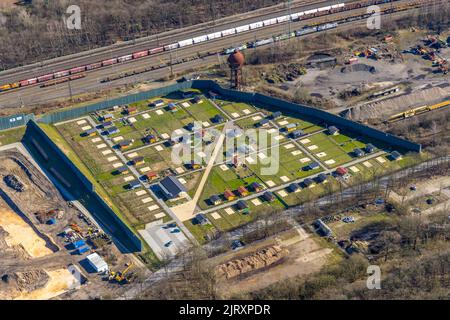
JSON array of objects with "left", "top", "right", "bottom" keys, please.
[
  {"left": 0, "top": 0, "right": 443, "bottom": 109},
  {"left": 0, "top": 0, "right": 400, "bottom": 92}
]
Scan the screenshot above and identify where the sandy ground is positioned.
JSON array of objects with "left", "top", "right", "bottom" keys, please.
[
  {"left": 13, "top": 268, "right": 79, "bottom": 300},
  {"left": 217, "top": 230, "right": 334, "bottom": 298},
  {"left": 0, "top": 202, "right": 53, "bottom": 258}
]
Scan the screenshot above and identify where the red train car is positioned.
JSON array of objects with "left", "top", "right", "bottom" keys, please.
[
  {"left": 132, "top": 50, "right": 149, "bottom": 59},
  {"left": 149, "top": 47, "right": 164, "bottom": 54},
  {"left": 54, "top": 69, "right": 71, "bottom": 78},
  {"left": 70, "top": 66, "right": 87, "bottom": 74},
  {"left": 102, "top": 58, "right": 118, "bottom": 66},
  {"left": 37, "top": 74, "right": 54, "bottom": 82},
  {"left": 86, "top": 62, "right": 102, "bottom": 70}
]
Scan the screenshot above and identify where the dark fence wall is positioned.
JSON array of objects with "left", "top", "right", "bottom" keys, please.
[
  {"left": 22, "top": 120, "right": 142, "bottom": 253},
  {"left": 0, "top": 113, "right": 35, "bottom": 131},
  {"left": 39, "top": 82, "right": 192, "bottom": 124}
]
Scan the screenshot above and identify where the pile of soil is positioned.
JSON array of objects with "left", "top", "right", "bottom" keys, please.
[
  {"left": 265, "top": 63, "right": 307, "bottom": 84},
  {"left": 341, "top": 63, "right": 376, "bottom": 74}
]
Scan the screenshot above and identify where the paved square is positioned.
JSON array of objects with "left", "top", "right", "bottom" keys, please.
[
  {"left": 257, "top": 152, "right": 267, "bottom": 159},
  {"left": 175, "top": 167, "right": 185, "bottom": 174},
  {"left": 291, "top": 150, "right": 302, "bottom": 156},
  {"left": 316, "top": 152, "right": 327, "bottom": 158},
  {"left": 224, "top": 207, "right": 235, "bottom": 215},
  {"left": 274, "top": 135, "right": 283, "bottom": 141},
  {"left": 148, "top": 204, "right": 159, "bottom": 211},
  {"left": 266, "top": 180, "right": 276, "bottom": 187},
  {"left": 140, "top": 166, "right": 151, "bottom": 173},
  {"left": 136, "top": 190, "right": 147, "bottom": 196},
  {"left": 77, "top": 119, "right": 87, "bottom": 125},
  {"left": 128, "top": 117, "right": 137, "bottom": 123},
  {"left": 325, "top": 159, "right": 336, "bottom": 165},
  {"left": 107, "top": 156, "right": 118, "bottom": 162},
  {"left": 142, "top": 197, "right": 153, "bottom": 204},
  {"left": 179, "top": 178, "right": 187, "bottom": 184},
  {"left": 231, "top": 112, "right": 240, "bottom": 118},
  {"left": 182, "top": 102, "right": 190, "bottom": 107},
  {"left": 81, "top": 125, "right": 92, "bottom": 131},
  {"left": 300, "top": 157, "right": 311, "bottom": 163},
  {"left": 113, "top": 136, "right": 123, "bottom": 142},
  {"left": 251, "top": 199, "right": 262, "bottom": 206},
  {"left": 252, "top": 115, "right": 262, "bottom": 121},
  {"left": 202, "top": 121, "right": 210, "bottom": 127},
  {"left": 280, "top": 176, "right": 290, "bottom": 182},
  {"left": 363, "top": 161, "right": 373, "bottom": 168},
  {"left": 245, "top": 156, "right": 255, "bottom": 163},
  {"left": 219, "top": 164, "right": 229, "bottom": 171},
  {"left": 112, "top": 162, "right": 122, "bottom": 168},
  {"left": 161, "top": 133, "right": 170, "bottom": 139},
  {"left": 174, "top": 129, "right": 183, "bottom": 135},
  {"left": 155, "top": 110, "right": 164, "bottom": 115},
  {"left": 284, "top": 143, "right": 295, "bottom": 149},
  {"left": 300, "top": 138, "right": 311, "bottom": 144},
  {"left": 142, "top": 113, "right": 150, "bottom": 119},
  {"left": 307, "top": 145, "right": 318, "bottom": 150},
  {"left": 349, "top": 166, "right": 360, "bottom": 173},
  {"left": 91, "top": 137, "right": 101, "bottom": 143},
  {"left": 138, "top": 220, "right": 189, "bottom": 260},
  {"left": 155, "top": 145, "right": 164, "bottom": 151},
  {"left": 124, "top": 176, "right": 134, "bottom": 182},
  {"left": 127, "top": 152, "right": 138, "bottom": 158},
  {"left": 376, "top": 156, "right": 386, "bottom": 163},
  {"left": 278, "top": 120, "right": 289, "bottom": 126},
  {"left": 267, "top": 128, "right": 277, "bottom": 134},
  {"left": 278, "top": 190, "right": 288, "bottom": 197},
  {"left": 96, "top": 143, "right": 107, "bottom": 149},
  {"left": 211, "top": 212, "right": 221, "bottom": 220}
]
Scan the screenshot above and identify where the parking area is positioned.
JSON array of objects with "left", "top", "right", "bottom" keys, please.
[{"left": 138, "top": 220, "right": 190, "bottom": 260}]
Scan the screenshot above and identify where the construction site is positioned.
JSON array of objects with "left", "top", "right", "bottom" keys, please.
[{"left": 0, "top": 145, "right": 141, "bottom": 300}]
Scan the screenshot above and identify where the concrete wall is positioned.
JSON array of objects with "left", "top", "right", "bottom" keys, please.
[{"left": 21, "top": 121, "right": 142, "bottom": 253}]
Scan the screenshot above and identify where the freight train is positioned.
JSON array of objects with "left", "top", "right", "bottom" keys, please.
[{"left": 0, "top": 0, "right": 401, "bottom": 92}]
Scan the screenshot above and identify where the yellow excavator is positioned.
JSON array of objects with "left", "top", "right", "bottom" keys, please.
[{"left": 109, "top": 262, "right": 134, "bottom": 283}]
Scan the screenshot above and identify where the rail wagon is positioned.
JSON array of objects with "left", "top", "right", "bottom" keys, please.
[
  {"left": 207, "top": 32, "right": 222, "bottom": 40},
  {"left": 86, "top": 62, "right": 102, "bottom": 70},
  {"left": 37, "top": 74, "right": 54, "bottom": 82},
  {"left": 132, "top": 50, "right": 149, "bottom": 59},
  {"left": 118, "top": 54, "right": 133, "bottom": 63},
  {"left": 54, "top": 70, "right": 70, "bottom": 78},
  {"left": 221, "top": 28, "right": 236, "bottom": 36},
  {"left": 102, "top": 58, "right": 118, "bottom": 66},
  {"left": 70, "top": 66, "right": 86, "bottom": 74}
]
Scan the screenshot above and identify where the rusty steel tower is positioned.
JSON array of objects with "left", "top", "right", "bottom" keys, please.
[{"left": 227, "top": 49, "right": 245, "bottom": 90}]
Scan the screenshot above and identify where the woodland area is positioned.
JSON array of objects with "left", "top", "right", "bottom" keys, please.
[{"left": 0, "top": 0, "right": 280, "bottom": 69}]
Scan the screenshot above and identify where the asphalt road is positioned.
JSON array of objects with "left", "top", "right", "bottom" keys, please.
[{"left": 0, "top": 1, "right": 421, "bottom": 110}]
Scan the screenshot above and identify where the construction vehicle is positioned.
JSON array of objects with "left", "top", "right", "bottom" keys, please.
[
  {"left": 108, "top": 262, "right": 134, "bottom": 283},
  {"left": 388, "top": 100, "right": 450, "bottom": 122}
]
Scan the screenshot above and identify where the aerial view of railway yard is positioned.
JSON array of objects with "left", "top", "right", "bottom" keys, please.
[{"left": 0, "top": 0, "right": 449, "bottom": 307}]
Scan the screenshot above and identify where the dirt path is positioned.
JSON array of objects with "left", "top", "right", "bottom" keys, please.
[{"left": 171, "top": 124, "right": 229, "bottom": 221}]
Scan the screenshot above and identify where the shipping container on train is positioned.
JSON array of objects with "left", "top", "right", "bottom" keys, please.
[
  {"left": 70, "top": 66, "right": 87, "bottom": 74},
  {"left": 249, "top": 21, "right": 264, "bottom": 29},
  {"left": 207, "top": 32, "right": 222, "bottom": 40},
  {"left": 236, "top": 24, "right": 250, "bottom": 33},
  {"left": 102, "top": 58, "right": 118, "bottom": 66},
  {"left": 163, "top": 43, "right": 177, "bottom": 51},
  {"left": 193, "top": 35, "right": 208, "bottom": 43},
  {"left": 118, "top": 54, "right": 133, "bottom": 63},
  {"left": 148, "top": 43, "right": 165, "bottom": 54},
  {"left": 54, "top": 70, "right": 71, "bottom": 78},
  {"left": 221, "top": 28, "right": 236, "bottom": 36},
  {"left": 37, "top": 74, "right": 54, "bottom": 82},
  {"left": 132, "top": 50, "right": 149, "bottom": 59},
  {"left": 86, "top": 62, "right": 102, "bottom": 70}
]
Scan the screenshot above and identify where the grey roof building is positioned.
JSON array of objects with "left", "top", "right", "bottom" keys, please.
[{"left": 159, "top": 176, "right": 187, "bottom": 199}]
